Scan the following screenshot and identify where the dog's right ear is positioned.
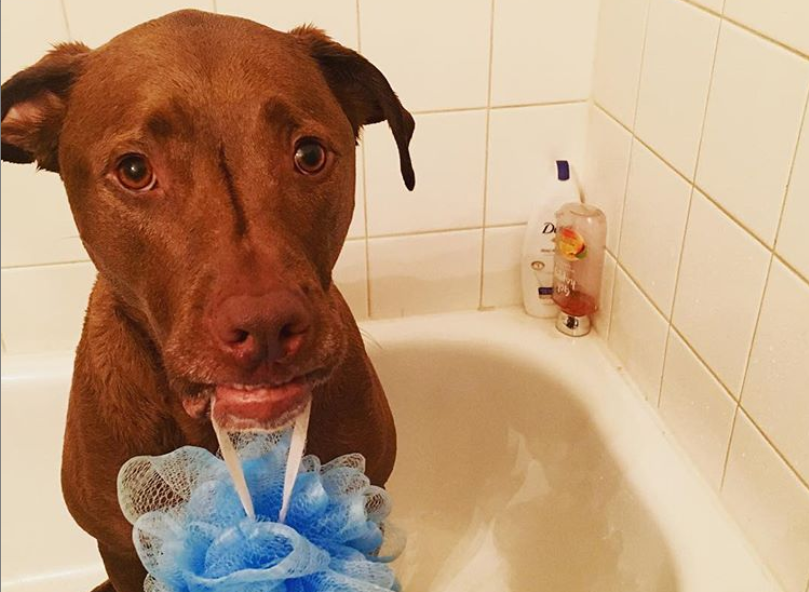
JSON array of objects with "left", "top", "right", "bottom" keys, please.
[
  {"left": 291, "top": 26, "right": 416, "bottom": 191},
  {"left": 1, "top": 42, "right": 90, "bottom": 173}
]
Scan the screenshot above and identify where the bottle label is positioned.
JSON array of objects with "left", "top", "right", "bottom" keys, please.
[{"left": 557, "top": 227, "right": 587, "bottom": 261}]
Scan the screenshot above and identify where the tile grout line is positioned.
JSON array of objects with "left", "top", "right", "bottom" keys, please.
[
  {"left": 369, "top": 226, "right": 485, "bottom": 241},
  {"left": 718, "top": 255, "right": 773, "bottom": 490},
  {"left": 615, "top": 259, "right": 809, "bottom": 488},
  {"left": 604, "top": 0, "right": 654, "bottom": 354},
  {"left": 59, "top": 0, "right": 72, "bottom": 40},
  {"left": 657, "top": 15, "right": 724, "bottom": 408},
  {"left": 678, "top": 0, "right": 809, "bottom": 61},
  {"left": 771, "top": 88, "right": 809, "bottom": 250},
  {"left": 719, "top": 86, "right": 809, "bottom": 491},
  {"left": 718, "top": 406, "right": 741, "bottom": 491},
  {"left": 1, "top": 259, "right": 93, "bottom": 271},
  {"left": 737, "top": 405, "right": 809, "bottom": 491},
  {"left": 409, "top": 98, "right": 588, "bottom": 117},
  {"left": 355, "top": 0, "right": 372, "bottom": 320},
  {"left": 596, "top": 98, "right": 809, "bottom": 280},
  {"left": 477, "top": 0, "right": 497, "bottom": 309}
]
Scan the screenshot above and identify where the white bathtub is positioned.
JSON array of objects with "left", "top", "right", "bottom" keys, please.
[{"left": 1, "top": 308, "right": 781, "bottom": 592}]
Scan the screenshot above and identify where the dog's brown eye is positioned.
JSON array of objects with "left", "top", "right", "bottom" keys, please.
[
  {"left": 294, "top": 140, "right": 326, "bottom": 174},
  {"left": 116, "top": 155, "right": 156, "bottom": 191}
]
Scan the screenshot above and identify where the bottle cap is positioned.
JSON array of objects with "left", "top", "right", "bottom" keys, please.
[{"left": 556, "top": 160, "right": 570, "bottom": 181}]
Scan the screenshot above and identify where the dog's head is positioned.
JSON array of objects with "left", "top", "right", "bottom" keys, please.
[{"left": 1, "top": 10, "right": 414, "bottom": 429}]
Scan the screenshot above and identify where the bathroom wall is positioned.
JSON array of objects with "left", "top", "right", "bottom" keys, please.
[
  {"left": 0, "top": 0, "right": 599, "bottom": 354},
  {"left": 585, "top": 0, "right": 809, "bottom": 589}
]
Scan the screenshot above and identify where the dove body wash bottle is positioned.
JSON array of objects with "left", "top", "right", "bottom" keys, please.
[{"left": 521, "top": 160, "right": 581, "bottom": 318}]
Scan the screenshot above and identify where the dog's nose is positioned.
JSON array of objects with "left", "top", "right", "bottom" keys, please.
[{"left": 212, "top": 290, "right": 311, "bottom": 367}]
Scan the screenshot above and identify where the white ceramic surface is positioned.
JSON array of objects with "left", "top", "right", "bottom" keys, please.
[{"left": 1, "top": 309, "right": 781, "bottom": 592}]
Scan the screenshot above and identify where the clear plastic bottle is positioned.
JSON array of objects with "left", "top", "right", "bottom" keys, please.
[{"left": 552, "top": 202, "right": 607, "bottom": 336}]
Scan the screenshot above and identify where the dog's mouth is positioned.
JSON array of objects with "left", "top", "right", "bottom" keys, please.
[{"left": 181, "top": 369, "right": 327, "bottom": 431}]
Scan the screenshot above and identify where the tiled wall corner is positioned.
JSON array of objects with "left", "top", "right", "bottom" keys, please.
[
  {"left": 618, "top": 142, "right": 691, "bottom": 313},
  {"left": 592, "top": 0, "right": 809, "bottom": 588},
  {"left": 592, "top": 0, "right": 651, "bottom": 129},
  {"left": 608, "top": 268, "right": 668, "bottom": 400}
]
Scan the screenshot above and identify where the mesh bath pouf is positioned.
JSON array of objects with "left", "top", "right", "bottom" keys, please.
[{"left": 117, "top": 430, "right": 404, "bottom": 592}]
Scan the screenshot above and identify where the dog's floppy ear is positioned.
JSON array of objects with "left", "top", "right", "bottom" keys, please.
[
  {"left": 1, "top": 42, "right": 90, "bottom": 172},
  {"left": 291, "top": 26, "right": 415, "bottom": 191}
]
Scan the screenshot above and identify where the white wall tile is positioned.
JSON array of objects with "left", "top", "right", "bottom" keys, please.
[
  {"left": 696, "top": 23, "right": 809, "bottom": 245},
  {"left": 216, "top": 0, "right": 358, "bottom": 48},
  {"left": 634, "top": 0, "right": 719, "bottom": 178},
  {"left": 486, "top": 103, "right": 588, "bottom": 226},
  {"left": 619, "top": 143, "right": 691, "bottom": 313},
  {"left": 0, "top": 166, "right": 88, "bottom": 267},
  {"left": 672, "top": 191, "right": 770, "bottom": 396},
  {"left": 0, "top": 0, "right": 69, "bottom": 79},
  {"left": 1, "top": 263, "right": 96, "bottom": 355},
  {"left": 368, "top": 230, "right": 482, "bottom": 318},
  {"left": 64, "top": 0, "right": 214, "bottom": 48},
  {"left": 491, "top": 0, "right": 599, "bottom": 106},
  {"left": 582, "top": 105, "right": 633, "bottom": 253},
  {"left": 609, "top": 269, "right": 669, "bottom": 400},
  {"left": 332, "top": 239, "right": 368, "bottom": 320},
  {"left": 742, "top": 261, "right": 809, "bottom": 484},
  {"left": 364, "top": 111, "right": 487, "bottom": 236},
  {"left": 481, "top": 225, "right": 524, "bottom": 308},
  {"left": 659, "top": 331, "right": 736, "bottom": 490},
  {"left": 723, "top": 413, "right": 809, "bottom": 592},
  {"left": 359, "top": 0, "right": 490, "bottom": 112},
  {"left": 724, "top": 0, "right": 809, "bottom": 56},
  {"left": 593, "top": 251, "right": 617, "bottom": 337},
  {"left": 592, "top": 0, "right": 651, "bottom": 128},
  {"left": 777, "top": 104, "right": 809, "bottom": 281}
]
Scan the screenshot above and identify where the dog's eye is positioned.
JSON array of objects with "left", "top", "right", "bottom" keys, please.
[
  {"left": 116, "top": 155, "right": 156, "bottom": 191},
  {"left": 294, "top": 140, "right": 327, "bottom": 175}
]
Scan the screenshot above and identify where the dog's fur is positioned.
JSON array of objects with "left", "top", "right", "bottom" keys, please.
[{"left": 1, "top": 10, "right": 414, "bottom": 592}]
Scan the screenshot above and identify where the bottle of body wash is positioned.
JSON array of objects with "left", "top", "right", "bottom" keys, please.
[{"left": 521, "top": 160, "right": 582, "bottom": 318}]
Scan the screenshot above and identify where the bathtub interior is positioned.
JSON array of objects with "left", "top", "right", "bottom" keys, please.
[
  {"left": 0, "top": 310, "right": 781, "bottom": 592},
  {"left": 376, "top": 340, "right": 677, "bottom": 592}
]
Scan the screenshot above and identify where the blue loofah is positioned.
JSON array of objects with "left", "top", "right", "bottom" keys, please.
[{"left": 117, "top": 431, "right": 404, "bottom": 592}]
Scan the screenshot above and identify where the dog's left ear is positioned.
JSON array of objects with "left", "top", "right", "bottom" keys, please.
[
  {"left": 1, "top": 42, "right": 90, "bottom": 172},
  {"left": 291, "top": 26, "right": 415, "bottom": 190}
]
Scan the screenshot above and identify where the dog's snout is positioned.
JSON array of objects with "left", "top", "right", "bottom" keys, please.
[{"left": 212, "top": 290, "right": 312, "bottom": 368}]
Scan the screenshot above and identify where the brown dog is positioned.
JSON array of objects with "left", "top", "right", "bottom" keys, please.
[{"left": 1, "top": 10, "right": 414, "bottom": 592}]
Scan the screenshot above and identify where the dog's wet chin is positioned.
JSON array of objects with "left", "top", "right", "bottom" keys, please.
[
  {"left": 212, "top": 381, "right": 313, "bottom": 431},
  {"left": 180, "top": 378, "right": 314, "bottom": 431}
]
